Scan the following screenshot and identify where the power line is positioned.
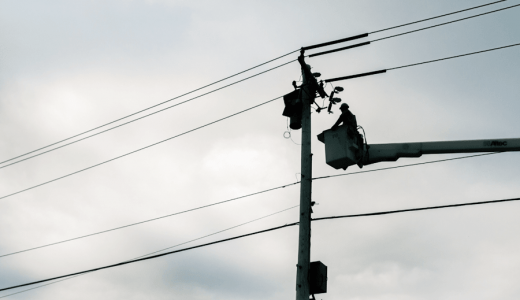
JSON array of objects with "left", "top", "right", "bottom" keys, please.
[
  {"left": 3, "top": 194, "right": 519, "bottom": 293},
  {"left": 0, "top": 152, "right": 500, "bottom": 258},
  {"left": 369, "top": 0, "right": 507, "bottom": 34},
  {"left": 0, "top": 205, "right": 299, "bottom": 297},
  {"left": 312, "top": 153, "right": 497, "bottom": 180},
  {"left": 371, "top": 3, "right": 520, "bottom": 43},
  {"left": 0, "top": 152, "right": 500, "bottom": 262},
  {"left": 310, "top": 3, "right": 520, "bottom": 58},
  {"left": 0, "top": 182, "right": 299, "bottom": 258},
  {"left": 302, "top": 0, "right": 507, "bottom": 52},
  {"left": 134, "top": 205, "right": 299, "bottom": 258},
  {"left": 0, "top": 222, "right": 299, "bottom": 292},
  {"left": 387, "top": 42, "right": 520, "bottom": 70},
  {"left": 324, "top": 41, "right": 520, "bottom": 82},
  {"left": 0, "top": 60, "right": 296, "bottom": 170},
  {"left": 313, "top": 197, "right": 520, "bottom": 222},
  {"left": 0, "top": 1, "right": 513, "bottom": 169},
  {"left": 0, "top": 95, "right": 282, "bottom": 201},
  {"left": 0, "top": 50, "right": 298, "bottom": 167}
]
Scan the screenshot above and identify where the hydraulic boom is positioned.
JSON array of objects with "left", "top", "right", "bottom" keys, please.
[{"left": 318, "top": 125, "right": 520, "bottom": 170}]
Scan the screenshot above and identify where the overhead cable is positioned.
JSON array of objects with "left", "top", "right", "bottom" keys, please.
[
  {"left": 386, "top": 42, "right": 520, "bottom": 70},
  {"left": 371, "top": 3, "right": 520, "bottom": 43},
  {"left": 0, "top": 153, "right": 500, "bottom": 258},
  {"left": 0, "top": 182, "right": 299, "bottom": 258},
  {"left": 1, "top": 1, "right": 511, "bottom": 167},
  {"left": 0, "top": 60, "right": 296, "bottom": 170},
  {"left": 312, "top": 153, "right": 497, "bottom": 180},
  {"left": 310, "top": 3, "right": 520, "bottom": 58},
  {"left": 0, "top": 205, "right": 299, "bottom": 297},
  {"left": 0, "top": 50, "right": 298, "bottom": 167},
  {"left": 3, "top": 194, "right": 519, "bottom": 292},
  {"left": 0, "top": 95, "right": 282, "bottom": 201},
  {"left": 324, "top": 42, "right": 520, "bottom": 82},
  {"left": 303, "top": 0, "right": 507, "bottom": 52},
  {"left": 0, "top": 222, "right": 299, "bottom": 292},
  {"left": 370, "top": 0, "right": 508, "bottom": 34},
  {"left": 313, "top": 197, "right": 520, "bottom": 221}
]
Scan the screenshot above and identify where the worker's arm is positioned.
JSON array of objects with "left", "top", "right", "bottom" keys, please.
[{"left": 331, "top": 115, "right": 343, "bottom": 130}]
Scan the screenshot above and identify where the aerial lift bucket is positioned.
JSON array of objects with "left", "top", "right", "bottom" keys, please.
[{"left": 317, "top": 125, "right": 361, "bottom": 170}]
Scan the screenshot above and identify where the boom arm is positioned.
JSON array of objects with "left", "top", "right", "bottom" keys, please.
[
  {"left": 365, "top": 139, "right": 520, "bottom": 166},
  {"left": 318, "top": 125, "right": 520, "bottom": 170}
]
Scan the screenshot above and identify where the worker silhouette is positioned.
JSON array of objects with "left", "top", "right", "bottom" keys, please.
[
  {"left": 331, "top": 103, "right": 364, "bottom": 168},
  {"left": 331, "top": 103, "right": 357, "bottom": 131}
]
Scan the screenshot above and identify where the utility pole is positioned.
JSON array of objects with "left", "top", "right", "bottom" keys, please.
[{"left": 295, "top": 49, "right": 313, "bottom": 300}]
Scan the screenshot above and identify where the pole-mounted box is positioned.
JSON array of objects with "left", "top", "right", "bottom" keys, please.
[
  {"left": 309, "top": 261, "right": 327, "bottom": 294},
  {"left": 282, "top": 89, "right": 302, "bottom": 130}
]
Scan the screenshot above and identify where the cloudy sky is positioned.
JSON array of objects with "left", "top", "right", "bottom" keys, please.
[{"left": 1, "top": 0, "right": 519, "bottom": 299}]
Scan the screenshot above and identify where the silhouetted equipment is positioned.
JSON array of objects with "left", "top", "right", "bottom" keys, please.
[
  {"left": 325, "top": 69, "right": 386, "bottom": 83},
  {"left": 282, "top": 89, "right": 302, "bottom": 130},
  {"left": 309, "top": 41, "right": 371, "bottom": 58},
  {"left": 302, "top": 33, "right": 368, "bottom": 51},
  {"left": 284, "top": 53, "right": 329, "bottom": 129},
  {"left": 316, "top": 80, "right": 328, "bottom": 99},
  {"left": 327, "top": 86, "right": 343, "bottom": 114},
  {"left": 309, "top": 261, "right": 327, "bottom": 295},
  {"left": 318, "top": 125, "right": 520, "bottom": 170}
]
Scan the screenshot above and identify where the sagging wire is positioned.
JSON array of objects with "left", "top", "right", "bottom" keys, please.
[
  {"left": 357, "top": 125, "right": 369, "bottom": 165},
  {"left": 284, "top": 118, "right": 301, "bottom": 146}
]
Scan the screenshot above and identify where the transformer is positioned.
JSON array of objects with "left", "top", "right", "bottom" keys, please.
[{"left": 309, "top": 261, "right": 327, "bottom": 294}]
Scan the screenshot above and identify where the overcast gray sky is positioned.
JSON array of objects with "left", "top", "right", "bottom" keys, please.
[{"left": 1, "top": 0, "right": 519, "bottom": 299}]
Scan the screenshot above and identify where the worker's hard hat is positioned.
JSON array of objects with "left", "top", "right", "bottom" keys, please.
[{"left": 340, "top": 103, "right": 349, "bottom": 110}]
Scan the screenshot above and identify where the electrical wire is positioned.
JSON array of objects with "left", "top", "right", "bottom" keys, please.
[
  {"left": 3, "top": 1, "right": 510, "bottom": 169},
  {"left": 324, "top": 41, "right": 520, "bottom": 83},
  {"left": 369, "top": 0, "right": 507, "bottom": 34},
  {"left": 371, "top": 3, "right": 520, "bottom": 43},
  {"left": 0, "top": 59, "right": 297, "bottom": 170},
  {"left": 134, "top": 205, "right": 299, "bottom": 258},
  {"left": 0, "top": 95, "right": 283, "bottom": 201},
  {"left": 386, "top": 42, "right": 520, "bottom": 70},
  {"left": 0, "top": 222, "right": 299, "bottom": 292},
  {"left": 310, "top": 3, "right": 520, "bottom": 58},
  {"left": 5, "top": 2, "right": 514, "bottom": 168},
  {"left": 312, "top": 197, "right": 520, "bottom": 221},
  {"left": 3, "top": 193, "right": 519, "bottom": 293},
  {"left": 0, "top": 152, "right": 500, "bottom": 259},
  {"left": 312, "top": 153, "right": 497, "bottom": 180},
  {"left": 0, "top": 182, "right": 299, "bottom": 258},
  {"left": 303, "top": 0, "right": 508, "bottom": 53},
  {"left": 0, "top": 205, "right": 299, "bottom": 297},
  {"left": 0, "top": 50, "right": 299, "bottom": 167}
]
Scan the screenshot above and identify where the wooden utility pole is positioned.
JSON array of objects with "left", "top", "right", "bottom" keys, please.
[{"left": 295, "top": 50, "right": 313, "bottom": 300}]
